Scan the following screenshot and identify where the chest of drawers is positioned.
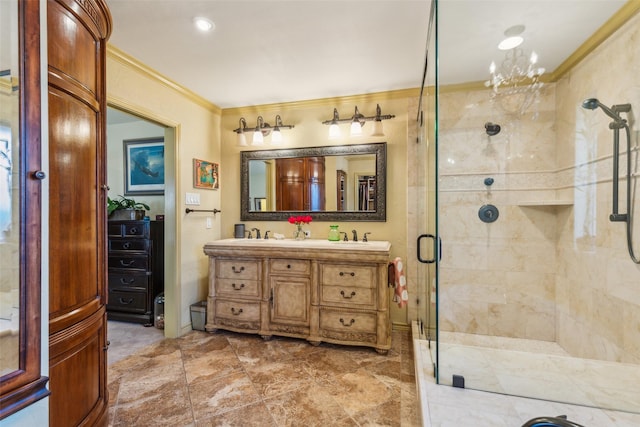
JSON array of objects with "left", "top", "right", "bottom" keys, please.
[{"left": 107, "top": 220, "right": 164, "bottom": 325}]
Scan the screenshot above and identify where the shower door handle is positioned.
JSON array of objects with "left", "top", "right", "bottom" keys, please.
[{"left": 417, "top": 234, "right": 439, "bottom": 264}]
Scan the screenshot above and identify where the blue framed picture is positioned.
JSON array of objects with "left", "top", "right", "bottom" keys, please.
[{"left": 123, "top": 137, "right": 165, "bottom": 195}]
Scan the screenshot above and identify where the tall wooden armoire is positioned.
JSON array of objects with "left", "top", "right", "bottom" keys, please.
[{"left": 47, "top": 0, "right": 112, "bottom": 425}]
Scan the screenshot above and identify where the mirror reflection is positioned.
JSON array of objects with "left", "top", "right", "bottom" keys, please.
[
  {"left": 0, "top": 0, "right": 20, "bottom": 376},
  {"left": 241, "top": 143, "right": 386, "bottom": 222}
]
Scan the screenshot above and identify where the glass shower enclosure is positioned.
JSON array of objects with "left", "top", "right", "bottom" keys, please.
[{"left": 419, "top": 0, "right": 640, "bottom": 414}]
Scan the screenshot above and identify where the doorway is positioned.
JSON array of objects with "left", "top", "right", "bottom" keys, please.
[{"left": 106, "top": 105, "right": 177, "bottom": 341}]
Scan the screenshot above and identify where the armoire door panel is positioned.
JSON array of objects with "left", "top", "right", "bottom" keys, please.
[
  {"left": 47, "top": 0, "right": 98, "bottom": 94},
  {"left": 48, "top": 89, "right": 101, "bottom": 320},
  {"left": 49, "top": 309, "right": 107, "bottom": 427},
  {"left": 47, "top": 0, "right": 111, "bottom": 425}
]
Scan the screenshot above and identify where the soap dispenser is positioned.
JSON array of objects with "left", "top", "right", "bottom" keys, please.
[{"left": 328, "top": 225, "right": 340, "bottom": 241}]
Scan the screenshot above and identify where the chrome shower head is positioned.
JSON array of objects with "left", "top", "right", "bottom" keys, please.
[{"left": 582, "top": 98, "right": 600, "bottom": 110}]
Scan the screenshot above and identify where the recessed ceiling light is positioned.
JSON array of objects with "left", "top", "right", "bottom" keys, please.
[
  {"left": 498, "top": 36, "right": 523, "bottom": 50},
  {"left": 193, "top": 17, "right": 214, "bottom": 32}
]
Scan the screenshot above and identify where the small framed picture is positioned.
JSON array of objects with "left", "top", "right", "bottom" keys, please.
[
  {"left": 193, "top": 158, "right": 219, "bottom": 190},
  {"left": 123, "top": 137, "right": 165, "bottom": 195}
]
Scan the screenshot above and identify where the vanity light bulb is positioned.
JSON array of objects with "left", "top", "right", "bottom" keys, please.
[
  {"left": 328, "top": 123, "right": 341, "bottom": 139},
  {"left": 350, "top": 121, "right": 362, "bottom": 137},
  {"left": 271, "top": 129, "right": 283, "bottom": 145},
  {"left": 237, "top": 132, "right": 248, "bottom": 147},
  {"left": 371, "top": 120, "right": 384, "bottom": 137},
  {"left": 252, "top": 130, "right": 264, "bottom": 145}
]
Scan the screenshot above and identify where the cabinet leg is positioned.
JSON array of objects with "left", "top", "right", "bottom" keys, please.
[
  {"left": 260, "top": 334, "right": 272, "bottom": 341},
  {"left": 375, "top": 348, "right": 388, "bottom": 355},
  {"left": 308, "top": 340, "right": 321, "bottom": 347}
]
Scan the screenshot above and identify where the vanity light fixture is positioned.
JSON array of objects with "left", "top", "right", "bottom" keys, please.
[
  {"left": 236, "top": 118, "right": 248, "bottom": 146},
  {"left": 233, "top": 115, "right": 294, "bottom": 146},
  {"left": 322, "top": 104, "right": 395, "bottom": 138},
  {"left": 252, "top": 116, "right": 265, "bottom": 145}
]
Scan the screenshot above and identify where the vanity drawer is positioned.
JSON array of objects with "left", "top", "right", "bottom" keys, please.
[
  {"left": 270, "top": 259, "right": 311, "bottom": 275},
  {"left": 320, "top": 264, "right": 376, "bottom": 288},
  {"left": 217, "top": 259, "right": 260, "bottom": 280},
  {"left": 109, "top": 239, "right": 150, "bottom": 252},
  {"left": 214, "top": 299, "right": 260, "bottom": 322},
  {"left": 108, "top": 254, "right": 150, "bottom": 271},
  {"left": 108, "top": 272, "right": 151, "bottom": 291},
  {"left": 216, "top": 278, "right": 261, "bottom": 298},
  {"left": 321, "top": 285, "right": 375, "bottom": 308},
  {"left": 319, "top": 308, "right": 377, "bottom": 335},
  {"left": 107, "top": 289, "right": 148, "bottom": 313}
]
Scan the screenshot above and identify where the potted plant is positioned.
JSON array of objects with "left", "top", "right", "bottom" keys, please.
[{"left": 107, "top": 195, "right": 150, "bottom": 220}]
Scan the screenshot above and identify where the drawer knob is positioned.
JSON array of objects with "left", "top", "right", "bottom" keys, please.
[
  {"left": 232, "top": 266, "right": 245, "bottom": 274},
  {"left": 339, "top": 318, "right": 355, "bottom": 327},
  {"left": 287, "top": 264, "right": 291, "bottom": 269},
  {"left": 123, "top": 242, "right": 131, "bottom": 249},
  {"left": 119, "top": 259, "right": 135, "bottom": 267},
  {"left": 232, "top": 283, "right": 245, "bottom": 290},
  {"left": 119, "top": 297, "right": 134, "bottom": 305},
  {"left": 119, "top": 277, "right": 135, "bottom": 284},
  {"left": 340, "top": 290, "right": 356, "bottom": 299},
  {"left": 130, "top": 227, "right": 138, "bottom": 234},
  {"left": 231, "top": 307, "right": 244, "bottom": 316},
  {"left": 339, "top": 271, "right": 355, "bottom": 277}
]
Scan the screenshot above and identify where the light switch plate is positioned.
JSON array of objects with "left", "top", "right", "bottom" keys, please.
[{"left": 185, "top": 192, "right": 200, "bottom": 205}]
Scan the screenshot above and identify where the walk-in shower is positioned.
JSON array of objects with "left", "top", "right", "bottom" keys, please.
[
  {"left": 582, "top": 98, "right": 638, "bottom": 263},
  {"left": 413, "top": 0, "right": 640, "bottom": 420}
]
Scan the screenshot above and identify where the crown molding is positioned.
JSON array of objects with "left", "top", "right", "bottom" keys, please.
[
  {"left": 220, "top": 87, "right": 421, "bottom": 116},
  {"left": 550, "top": 0, "right": 640, "bottom": 81},
  {"left": 106, "top": 44, "right": 222, "bottom": 115}
]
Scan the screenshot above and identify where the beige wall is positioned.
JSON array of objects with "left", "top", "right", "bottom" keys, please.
[
  {"left": 438, "top": 11, "right": 640, "bottom": 363},
  {"left": 106, "top": 46, "right": 420, "bottom": 330},
  {"left": 554, "top": 11, "right": 640, "bottom": 363},
  {"left": 107, "top": 47, "right": 222, "bottom": 337},
  {"left": 220, "top": 95, "right": 416, "bottom": 325}
]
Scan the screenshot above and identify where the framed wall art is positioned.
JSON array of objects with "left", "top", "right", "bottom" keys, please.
[
  {"left": 193, "top": 158, "right": 219, "bottom": 190},
  {"left": 123, "top": 137, "right": 165, "bottom": 195}
]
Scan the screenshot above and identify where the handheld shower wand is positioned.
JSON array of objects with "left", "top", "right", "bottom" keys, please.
[{"left": 582, "top": 98, "right": 638, "bottom": 263}]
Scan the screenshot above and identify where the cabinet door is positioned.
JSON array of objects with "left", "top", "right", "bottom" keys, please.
[
  {"left": 270, "top": 276, "right": 310, "bottom": 326},
  {"left": 47, "top": 0, "right": 111, "bottom": 425}
]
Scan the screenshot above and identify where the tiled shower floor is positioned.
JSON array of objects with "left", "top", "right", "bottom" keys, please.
[{"left": 414, "top": 325, "right": 640, "bottom": 426}]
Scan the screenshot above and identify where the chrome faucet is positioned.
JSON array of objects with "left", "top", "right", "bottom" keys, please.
[
  {"left": 363, "top": 232, "right": 371, "bottom": 242},
  {"left": 352, "top": 229, "right": 358, "bottom": 242},
  {"left": 251, "top": 227, "right": 261, "bottom": 239}
]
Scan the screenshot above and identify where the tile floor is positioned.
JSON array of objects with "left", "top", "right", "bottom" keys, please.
[
  {"left": 108, "top": 321, "right": 640, "bottom": 426},
  {"left": 107, "top": 321, "right": 419, "bottom": 426}
]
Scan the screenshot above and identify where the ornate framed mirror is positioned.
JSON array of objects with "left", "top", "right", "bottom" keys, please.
[{"left": 241, "top": 142, "right": 386, "bottom": 222}]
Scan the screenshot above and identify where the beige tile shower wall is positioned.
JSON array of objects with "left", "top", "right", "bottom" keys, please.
[
  {"left": 438, "top": 85, "right": 559, "bottom": 341},
  {"left": 554, "top": 12, "right": 640, "bottom": 364}
]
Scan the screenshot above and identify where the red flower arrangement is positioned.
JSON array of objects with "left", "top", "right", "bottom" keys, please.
[{"left": 288, "top": 215, "right": 313, "bottom": 225}]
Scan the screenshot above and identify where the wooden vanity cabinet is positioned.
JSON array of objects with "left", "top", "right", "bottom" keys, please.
[{"left": 204, "top": 240, "right": 391, "bottom": 353}]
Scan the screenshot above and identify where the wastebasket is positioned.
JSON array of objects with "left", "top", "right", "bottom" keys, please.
[
  {"left": 190, "top": 301, "right": 207, "bottom": 331},
  {"left": 154, "top": 292, "right": 165, "bottom": 329}
]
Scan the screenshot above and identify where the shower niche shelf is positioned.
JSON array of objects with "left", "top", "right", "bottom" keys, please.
[{"left": 517, "top": 200, "right": 573, "bottom": 207}]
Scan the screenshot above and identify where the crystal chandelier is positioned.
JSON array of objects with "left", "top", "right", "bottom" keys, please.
[{"left": 485, "top": 47, "right": 545, "bottom": 117}]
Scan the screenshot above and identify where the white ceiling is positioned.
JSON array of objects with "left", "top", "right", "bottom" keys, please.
[{"left": 104, "top": 0, "right": 628, "bottom": 110}]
